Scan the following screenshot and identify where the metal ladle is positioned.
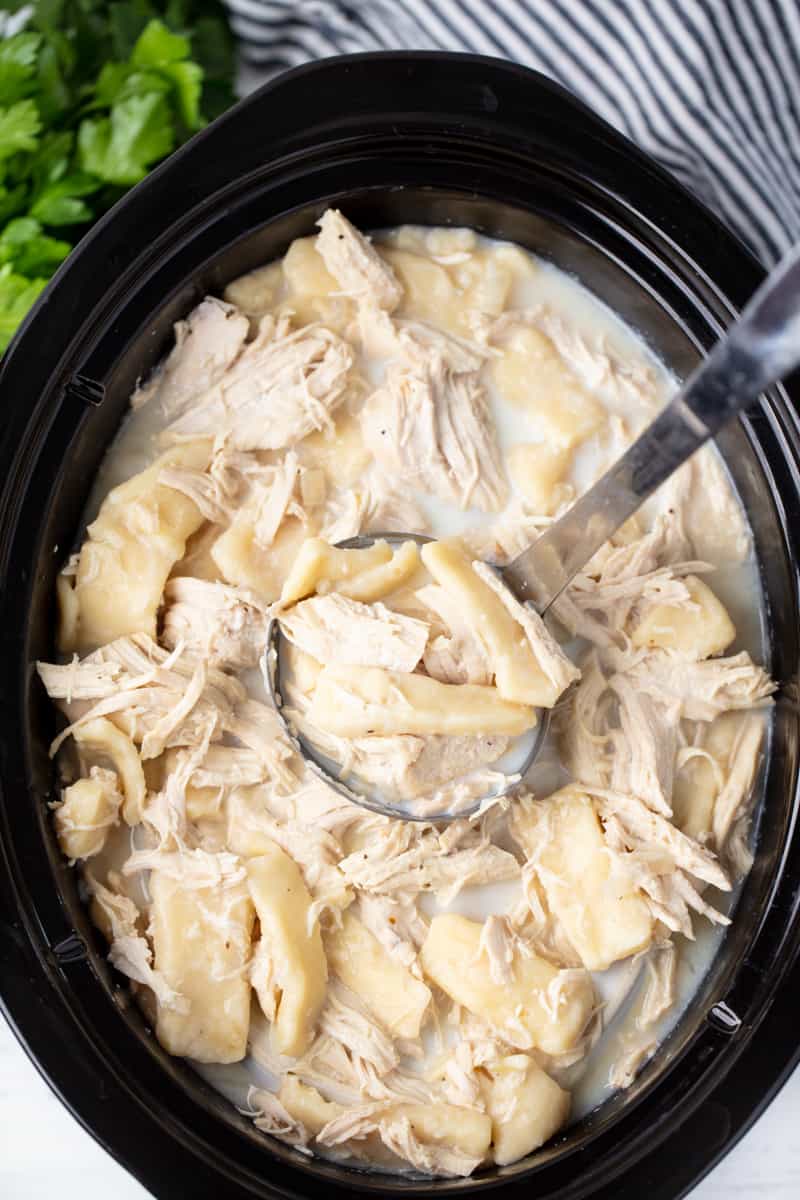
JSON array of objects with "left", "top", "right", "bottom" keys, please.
[{"left": 265, "top": 244, "right": 800, "bottom": 821}]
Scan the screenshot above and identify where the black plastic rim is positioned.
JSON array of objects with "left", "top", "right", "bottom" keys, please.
[{"left": 0, "top": 52, "right": 799, "bottom": 1200}]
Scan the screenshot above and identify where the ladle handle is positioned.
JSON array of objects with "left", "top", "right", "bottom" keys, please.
[{"left": 503, "top": 243, "right": 800, "bottom": 611}]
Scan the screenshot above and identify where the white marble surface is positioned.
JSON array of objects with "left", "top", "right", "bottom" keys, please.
[{"left": 1, "top": 1017, "right": 798, "bottom": 1198}]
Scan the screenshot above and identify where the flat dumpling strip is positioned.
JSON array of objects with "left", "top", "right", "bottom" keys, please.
[
  {"left": 307, "top": 665, "right": 535, "bottom": 738},
  {"left": 324, "top": 913, "right": 431, "bottom": 1038},
  {"left": 53, "top": 768, "right": 122, "bottom": 861},
  {"left": 491, "top": 305, "right": 660, "bottom": 411},
  {"left": 246, "top": 840, "right": 328, "bottom": 1057},
  {"left": 226, "top": 788, "right": 352, "bottom": 921},
  {"left": 480, "top": 1054, "right": 570, "bottom": 1166},
  {"left": 488, "top": 317, "right": 606, "bottom": 451},
  {"left": 316, "top": 209, "right": 402, "bottom": 311},
  {"left": 420, "top": 540, "right": 578, "bottom": 707},
  {"left": 630, "top": 574, "right": 736, "bottom": 660},
  {"left": 149, "top": 870, "right": 255, "bottom": 1063},
  {"left": 66, "top": 440, "right": 211, "bottom": 649},
  {"left": 511, "top": 789, "right": 653, "bottom": 972},
  {"left": 280, "top": 537, "right": 421, "bottom": 606},
  {"left": 362, "top": 358, "right": 507, "bottom": 512},
  {"left": 472, "top": 560, "right": 581, "bottom": 700},
  {"left": 73, "top": 716, "right": 146, "bottom": 825},
  {"left": 161, "top": 314, "right": 354, "bottom": 451},
  {"left": 420, "top": 913, "right": 594, "bottom": 1055},
  {"left": 284, "top": 684, "right": 509, "bottom": 799},
  {"left": 280, "top": 593, "right": 429, "bottom": 673}
]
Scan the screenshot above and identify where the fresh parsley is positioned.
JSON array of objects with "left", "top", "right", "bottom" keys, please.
[{"left": 0, "top": 0, "right": 235, "bottom": 349}]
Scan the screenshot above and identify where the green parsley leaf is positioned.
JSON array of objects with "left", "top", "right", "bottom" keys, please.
[
  {"left": 33, "top": 39, "right": 72, "bottom": 123},
  {"left": 0, "top": 181, "right": 28, "bottom": 224},
  {"left": 78, "top": 91, "right": 174, "bottom": 185},
  {"left": 30, "top": 171, "right": 98, "bottom": 225},
  {"left": 161, "top": 58, "right": 202, "bottom": 130},
  {"left": 0, "top": 99, "right": 41, "bottom": 162},
  {"left": 131, "top": 18, "right": 189, "bottom": 68},
  {"left": 28, "top": 129, "right": 73, "bottom": 187},
  {"left": 108, "top": 2, "right": 154, "bottom": 60},
  {"left": 93, "top": 61, "right": 171, "bottom": 108},
  {"left": 0, "top": 214, "right": 70, "bottom": 275},
  {"left": 0, "top": 32, "right": 42, "bottom": 106},
  {"left": 0, "top": 263, "right": 47, "bottom": 350}
]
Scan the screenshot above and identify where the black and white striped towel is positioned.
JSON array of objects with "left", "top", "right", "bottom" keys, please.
[{"left": 224, "top": 0, "right": 800, "bottom": 267}]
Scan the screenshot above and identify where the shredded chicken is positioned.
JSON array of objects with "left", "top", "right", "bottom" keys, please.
[
  {"left": 621, "top": 650, "right": 776, "bottom": 721},
  {"left": 609, "top": 1034, "right": 657, "bottom": 1090},
  {"left": 338, "top": 820, "right": 519, "bottom": 905},
  {"left": 162, "top": 315, "right": 354, "bottom": 451},
  {"left": 416, "top": 584, "right": 492, "bottom": 685},
  {"left": 85, "top": 874, "right": 189, "bottom": 1012},
  {"left": 356, "top": 894, "right": 428, "bottom": 976},
  {"left": 316, "top": 209, "right": 402, "bottom": 311},
  {"left": 609, "top": 676, "right": 680, "bottom": 816},
  {"left": 319, "top": 466, "right": 429, "bottom": 544},
  {"left": 162, "top": 577, "right": 269, "bottom": 669},
  {"left": 711, "top": 712, "right": 765, "bottom": 862},
  {"left": 317, "top": 1104, "right": 484, "bottom": 1178},
  {"left": 662, "top": 449, "right": 752, "bottom": 565},
  {"left": 591, "top": 788, "right": 730, "bottom": 891},
  {"left": 248, "top": 1087, "right": 311, "bottom": 1150},
  {"left": 362, "top": 359, "right": 507, "bottom": 512},
  {"left": 552, "top": 511, "right": 701, "bottom": 645},
  {"left": 39, "top": 635, "right": 243, "bottom": 754},
  {"left": 556, "top": 651, "right": 614, "bottom": 788},
  {"left": 477, "top": 915, "right": 519, "bottom": 985},
  {"left": 638, "top": 941, "right": 677, "bottom": 1029},
  {"left": 132, "top": 297, "right": 249, "bottom": 417},
  {"left": 280, "top": 594, "right": 429, "bottom": 673}
]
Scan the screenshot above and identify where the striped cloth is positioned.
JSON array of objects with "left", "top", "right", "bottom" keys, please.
[{"left": 224, "top": 0, "right": 800, "bottom": 267}]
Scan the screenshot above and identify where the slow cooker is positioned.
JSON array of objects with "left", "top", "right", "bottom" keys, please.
[{"left": 0, "top": 52, "right": 798, "bottom": 1200}]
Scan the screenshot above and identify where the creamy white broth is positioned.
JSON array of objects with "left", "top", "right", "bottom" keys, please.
[{"left": 50, "top": 217, "right": 772, "bottom": 1175}]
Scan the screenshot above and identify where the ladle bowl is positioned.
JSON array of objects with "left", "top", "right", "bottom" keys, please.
[{"left": 263, "top": 531, "right": 551, "bottom": 821}]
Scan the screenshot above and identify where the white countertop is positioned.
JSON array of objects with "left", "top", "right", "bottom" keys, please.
[{"left": 1, "top": 1017, "right": 798, "bottom": 1198}]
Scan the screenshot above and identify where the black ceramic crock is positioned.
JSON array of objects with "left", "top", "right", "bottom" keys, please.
[{"left": 0, "top": 52, "right": 799, "bottom": 1200}]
